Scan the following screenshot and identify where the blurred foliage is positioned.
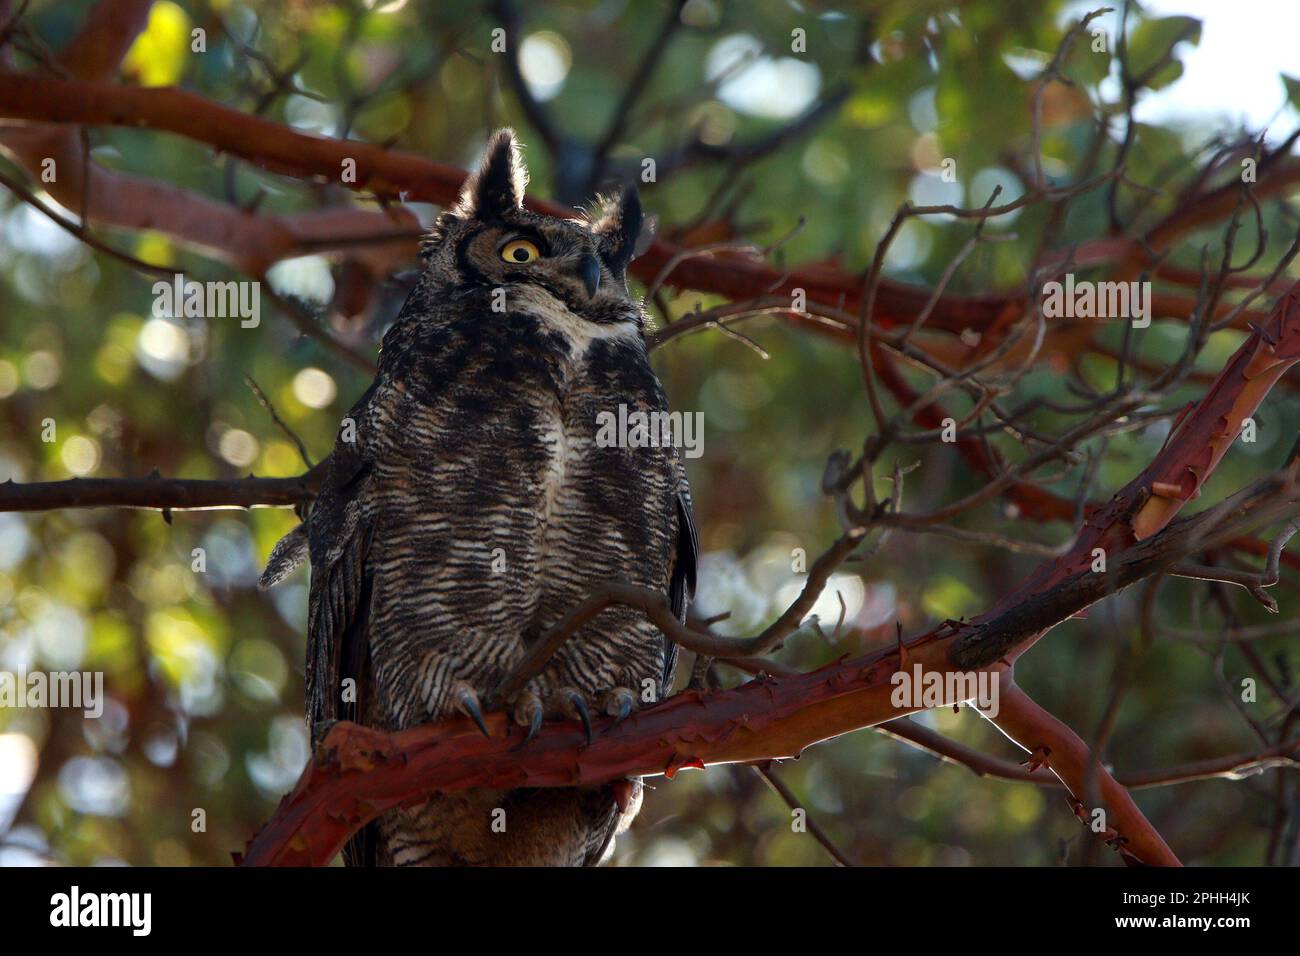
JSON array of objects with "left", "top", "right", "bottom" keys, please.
[{"left": 1, "top": 0, "right": 1298, "bottom": 866}]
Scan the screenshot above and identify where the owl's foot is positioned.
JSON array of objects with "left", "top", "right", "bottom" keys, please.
[{"left": 509, "top": 684, "right": 640, "bottom": 748}]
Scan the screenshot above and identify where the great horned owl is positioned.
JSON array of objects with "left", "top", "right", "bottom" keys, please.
[{"left": 260, "top": 129, "right": 697, "bottom": 866}]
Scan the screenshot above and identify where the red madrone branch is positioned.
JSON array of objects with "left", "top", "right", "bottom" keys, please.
[
  {"left": 238, "top": 467, "right": 1295, "bottom": 868},
  {"left": 239, "top": 281, "right": 1300, "bottom": 867},
  {"left": 0, "top": 66, "right": 1290, "bottom": 338},
  {"left": 0, "top": 69, "right": 996, "bottom": 331}
]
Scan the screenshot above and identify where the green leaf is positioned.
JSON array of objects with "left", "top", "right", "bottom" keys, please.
[
  {"left": 1062, "top": 27, "right": 1112, "bottom": 87},
  {"left": 1127, "top": 14, "right": 1201, "bottom": 90}
]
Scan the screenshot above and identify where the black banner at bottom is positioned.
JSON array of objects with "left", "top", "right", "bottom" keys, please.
[{"left": 0, "top": 864, "right": 1285, "bottom": 942}]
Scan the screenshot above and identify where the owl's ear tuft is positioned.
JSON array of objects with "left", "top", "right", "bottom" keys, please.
[
  {"left": 457, "top": 128, "right": 528, "bottom": 221},
  {"left": 593, "top": 186, "right": 643, "bottom": 274}
]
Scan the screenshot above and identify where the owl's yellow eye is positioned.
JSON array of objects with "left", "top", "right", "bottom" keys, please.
[{"left": 501, "top": 238, "right": 541, "bottom": 264}]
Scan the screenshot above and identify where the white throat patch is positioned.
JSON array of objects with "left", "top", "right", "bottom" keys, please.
[{"left": 510, "top": 285, "right": 640, "bottom": 354}]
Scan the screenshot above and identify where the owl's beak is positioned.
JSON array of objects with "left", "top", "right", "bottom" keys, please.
[{"left": 577, "top": 254, "right": 601, "bottom": 298}]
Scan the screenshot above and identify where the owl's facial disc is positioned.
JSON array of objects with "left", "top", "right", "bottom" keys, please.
[{"left": 427, "top": 129, "right": 647, "bottom": 321}]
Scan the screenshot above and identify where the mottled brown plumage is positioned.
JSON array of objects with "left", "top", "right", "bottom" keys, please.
[{"left": 260, "top": 130, "right": 696, "bottom": 866}]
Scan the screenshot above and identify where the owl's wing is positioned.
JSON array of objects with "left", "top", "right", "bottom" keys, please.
[
  {"left": 305, "top": 479, "right": 374, "bottom": 731},
  {"left": 664, "top": 488, "right": 698, "bottom": 690},
  {"left": 303, "top": 387, "right": 380, "bottom": 866}
]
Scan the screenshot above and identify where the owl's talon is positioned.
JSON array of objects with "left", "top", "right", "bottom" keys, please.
[
  {"left": 511, "top": 694, "right": 545, "bottom": 751},
  {"left": 524, "top": 708, "right": 543, "bottom": 745},
  {"left": 454, "top": 684, "right": 490, "bottom": 738},
  {"left": 563, "top": 689, "right": 594, "bottom": 745},
  {"left": 519, "top": 706, "right": 543, "bottom": 748}
]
